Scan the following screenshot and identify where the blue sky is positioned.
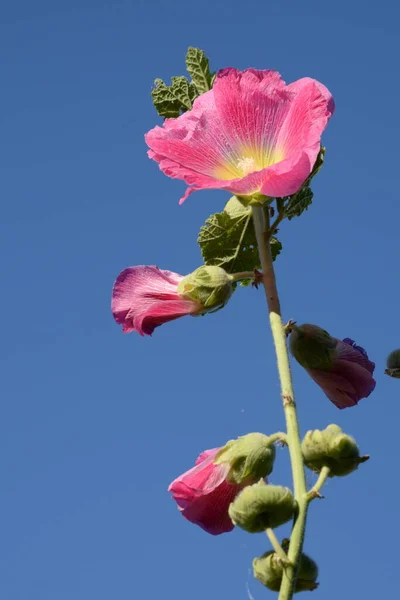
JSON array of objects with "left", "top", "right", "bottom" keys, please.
[{"left": 1, "top": 1, "right": 399, "bottom": 598}]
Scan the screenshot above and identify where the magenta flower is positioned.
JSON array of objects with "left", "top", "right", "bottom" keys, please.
[
  {"left": 146, "top": 68, "right": 334, "bottom": 204},
  {"left": 168, "top": 448, "right": 246, "bottom": 535},
  {"left": 290, "top": 325, "right": 376, "bottom": 410},
  {"left": 111, "top": 266, "right": 201, "bottom": 336}
]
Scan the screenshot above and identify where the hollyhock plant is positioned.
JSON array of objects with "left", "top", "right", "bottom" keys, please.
[
  {"left": 289, "top": 324, "right": 376, "bottom": 409},
  {"left": 146, "top": 68, "right": 334, "bottom": 204},
  {"left": 169, "top": 448, "right": 242, "bottom": 535}
]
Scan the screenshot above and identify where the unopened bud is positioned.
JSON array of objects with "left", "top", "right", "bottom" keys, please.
[
  {"left": 228, "top": 481, "right": 297, "bottom": 533},
  {"left": 253, "top": 548, "right": 319, "bottom": 592},
  {"left": 385, "top": 349, "right": 400, "bottom": 378},
  {"left": 177, "top": 266, "right": 233, "bottom": 313},
  {"left": 302, "top": 424, "right": 368, "bottom": 477},
  {"left": 289, "top": 323, "right": 336, "bottom": 369},
  {"left": 214, "top": 432, "right": 276, "bottom": 484}
]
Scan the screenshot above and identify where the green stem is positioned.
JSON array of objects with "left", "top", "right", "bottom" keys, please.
[
  {"left": 266, "top": 528, "right": 290, "bottom": 564},
  {"left": 230, "top": 270, "right": 258, "bottom": 282},
  {"left": 251, "top": 205, "right": 308, "bottom": 600},
  {"left": 268, "top": 432, "right": 288, "bottom": 445},
  {"left": 307, "top": 466, "right": 330, "bottom": 501}
]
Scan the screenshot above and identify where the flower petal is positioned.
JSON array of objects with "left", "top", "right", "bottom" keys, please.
[
  {"left": 177, "top": 481, "right": 238, "bottom": 535},
  {"left": 212, "top": 68, "right": 290, "bottom": 166},
  {"left": 338, "top": 339, "right": 375, "bottom": 374},
  {"left": 276, "top": 78, "right": 335, "bottom": 169},
  {"left": 169, "top": 451, "right": 227, "bottom": 501},
  {"left": 111, "top": 266, "right": 200, "bottom": 335},
  {"left": 307, "top": 361, "right": 376, "bottom": 410},
  {"left": 195, "top": 448, "right": 219, "bottom": 465}
]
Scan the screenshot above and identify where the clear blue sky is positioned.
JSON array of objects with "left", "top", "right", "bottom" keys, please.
[{"left": 1, "top": 1, "right": 399, "bottom": 598}]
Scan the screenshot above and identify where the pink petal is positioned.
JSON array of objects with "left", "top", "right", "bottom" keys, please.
[
  {"left": 195, "top": 448, "right": 220, "bottom": 465},
  {"left": 177, "top": 480, "right": 238, "bottom": 535},
  {"left": 335, "top": 339, "right": 375, "bottom": 374},
  {"left": 111, "top": 266, "right": 200, "bottom": 336},
  {"left": 276, "top": 78, "right": 334, "bottom": 172},
  {"left": 212, "top": 68, "right": 290, "bottom": 162},
  {"left": 307, "top": 361, "right": 376, "bottom": 410},
  {"left": 168, "top": 451, "right": 228, "bottom": 501}
]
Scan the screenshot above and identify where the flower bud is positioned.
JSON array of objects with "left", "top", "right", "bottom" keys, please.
[
  {"left": 177, "top": 266, "right": 233, "bottom": 313},
  {"left": 289, "top": 323, "right": 336, "bottom": 369},
  {"left": 302, "top": 424, "right": 368, "bottom": 477},
  {"left": 214, "top": 432, "right": 276, "bottom": 484},
  {"left": 228, "top": 481, "right": 297, "bottom": 533},
  {"left": 253, "top": 548, "right": 319, "bottom": 592},
  {"left": 385, "top": 349, "right": 400, "bottom": 378}
]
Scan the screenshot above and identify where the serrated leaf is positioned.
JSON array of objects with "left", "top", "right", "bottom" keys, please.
[
  {"left": 198, "top": 196, "right": 281, "bottom": 276},
  {"left": 283, "top": 148, "right": 325, "bottom": 220},
  {"left": 285, "top": 187, "right": 314, "bottom": 220},
  {"left": 170, "top": 76, "right": 197, "bottom": 109},
  {"left": 151, "top": 76, "right": 197, "bottom": 118},
  {"left": 185, "top": 47, "right": 214, "bottom": 94}
]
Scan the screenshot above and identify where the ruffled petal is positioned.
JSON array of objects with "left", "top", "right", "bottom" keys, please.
[
  {"left": 307, "top": 361, "right": 376, "bottom": 410},
  {"left": 178, "top": 481, "right": 238, "bottom": 535},
  {"left": 276, "top": 78, "right": 335, "bottom": 168},
  {"left": 195, "top": 448, "right": 219, "bottom": 465},
  {"left": 136, "top": 299, "right": 202, "bottom": 336},
  {"left": 338, "top": 339, "right": 375, "bottom": 374},
  {"left": 111, "top": 266, "right": 200, "bottom": 335},
  {"left": 168, "top": 451, "right": 227, "bottom": 501},
  {"left": 212, "top": 68, "right": 290, "bottom": 167}
]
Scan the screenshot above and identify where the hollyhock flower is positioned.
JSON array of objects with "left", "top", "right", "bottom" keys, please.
[
  {"left": 289, "top": 324, "right": 376, "bottom": 409},
  {"left": 168, "top": 433, "right": 275, "bottom": 535},
  {"left": 146, "top": 68, "right": 334, "bottom": 204},
  {"left": 111, "top": 265, "right": 233, "bottom": 336},
  {"left": 168, "top": 448, "right": 242, "bottom": 535}
]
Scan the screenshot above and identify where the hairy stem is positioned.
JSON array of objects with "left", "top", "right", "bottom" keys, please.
[
  {"left": 266, "top": 528, "right": 290, "bottom": 564},
  {"left": 307, "top": 466, "right": 331, "bottom": 501},
  {"left": 230, "top": 270, "right": 259, "bottom": 282},
  {"left": 252, "top": 205, "right": 308, "bottom": 600}
]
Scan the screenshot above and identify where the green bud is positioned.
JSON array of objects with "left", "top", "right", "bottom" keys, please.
[
  {"left": 302, "top": 424, "right": 369, "bottom": 477},
  {"left": 253, "top": 548, "right": 319, "bottom": 592},
  {"left": 228, "top": 481, "right": 297, "bottom": 533},
  {"left": 177, "top": 266, "right": 233, "bottom": 314},
  {"left": 385, "top": 349, "right": 400, "bottom": 378},
  {"left": 289, "top": 323, "right": 336, "bottom": 369},
  {"left": 214, "top": 432, "right": 276, "bottom": 484}
]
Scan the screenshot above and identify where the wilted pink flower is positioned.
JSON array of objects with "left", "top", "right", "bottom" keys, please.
[
  {"left": 111, "top": 266, "right": 201, "bottom": 336},
  {"left": 168, "top": 448, "right": 246, "bottom": 535},
  {"left": 290, "top": 325, "right": 376, "bottom": 410},
  {"left": 146, "top": 68, "right": 334, "bottom": 204}
]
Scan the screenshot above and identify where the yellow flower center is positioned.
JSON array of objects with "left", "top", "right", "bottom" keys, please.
[{"left": 214, "top": 146, "right": 285, "bottom": 181}]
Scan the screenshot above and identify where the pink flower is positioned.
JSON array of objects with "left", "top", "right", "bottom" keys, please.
[
  {"left": 305, "top": 338, "right": 376, "bottom": 410},
  {"left": 290, "top": 325, "right": 376, "bottom": 410},
  {"left": 111, "top": 266, "right": 201, "bottom": 336},
  {"left": 168, "top": 448, "right": 246, "bottom": 535},
  {"left": 146, "top": 68, "right": 334, "bottom": 204}
]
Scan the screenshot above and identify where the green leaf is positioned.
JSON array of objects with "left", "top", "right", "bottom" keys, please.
[
  {"left": 198, "top": 196, "right": 282, "bottom": 276},
  {"left": 285, "top": 187, "right": 314, "bottom": 220},
  {"left": 185, "top": 47, "right": 214, "bottom": 94},
  {"left": 151, "top": 76, "right": 197, "bottom": 118}
]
